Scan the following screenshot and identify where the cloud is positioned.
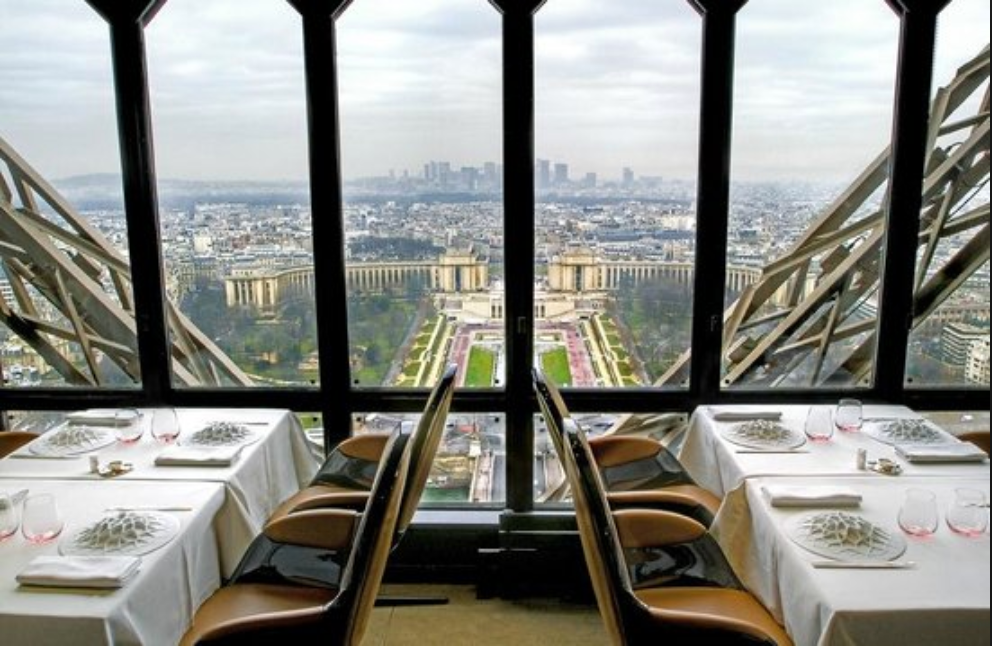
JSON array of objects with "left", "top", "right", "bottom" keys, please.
[{"left": 1, "top": 0, "right": 988, "bottom": 184}]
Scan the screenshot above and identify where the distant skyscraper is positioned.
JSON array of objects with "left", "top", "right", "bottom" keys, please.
[
  {"left": 583, "top": 172, "right": 597, "bottom": 188},
  {"left": 536, "top": 159, "right": 550, "bottom": 190},
  {"left": 553, "top": 162, "right": 569, "bottom": 185},
  {"left": 622, "top": 167, "right": 634, "bottom": 188}
]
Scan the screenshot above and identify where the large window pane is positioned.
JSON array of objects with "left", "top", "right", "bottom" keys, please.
[
  {"left": 338, "top": 1, "right": 503, "bottom": 388},
  {"left": 905, "top": 0, "right": 989, "bottom": 389},
  {"left": 146, "top": 0, "right": 312, "bottom": 389},
  {"left": 0, "top": 3, "right": 132, "bottom": 389},
  {"left": 724, "top": 0, "right": 898, "bottom": 389},
  {"left": 536, "top": 0, "right": 700, "bottom": 389}
]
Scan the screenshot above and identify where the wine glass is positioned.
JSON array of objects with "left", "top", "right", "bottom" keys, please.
[
  {"left": 945, "top": 488, "right": 988, "bottom": 537},
  {"left": 803, "top": 405, "right": 834, "bottom": 442},
  {"left": 897, "top": 488, "right": 939, "bottom": 537},
  {"left": 834, "top": 398, "right": 863, "bottom": 433},
  {"left": 0, "top": 493, "right": 19, "bottom": 541},
  {"left": 21, "top": 493, "right": 64, "bottom": 544},
  {"left": 114, "top": 408, "right": 144, "bottom": 444},
  {"left": 151, "top": 408, "right": 181, "bottom": 444}
]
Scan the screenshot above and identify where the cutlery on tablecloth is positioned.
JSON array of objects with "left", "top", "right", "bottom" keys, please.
[
  {"left": 8, "top": 453, "right": 82, "bottom": 460},
  {"left": 104, "top": 506, "right": 193, "bottom": 512},
  {"left": 811, "top": 560, "right": 916, "bottom": 569},
  {"left": 735, "top": 449, "right": 811, "bottom": 454}
]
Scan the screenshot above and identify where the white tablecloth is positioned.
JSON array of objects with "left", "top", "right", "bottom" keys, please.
[
  {"left": 0, "top": 479, "right": 225, "bottom": 646},
  {"left": 712, "top": 475, "right": 991, "bottom": 646},
  {"left": 1, "top": 408, "right": 319, "bottom": 576},
  {"left": 679, "top": 405, "right": 989, "bottom": 497}
]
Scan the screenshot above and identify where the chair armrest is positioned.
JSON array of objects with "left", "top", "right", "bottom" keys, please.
[
  {"left": 263, "top": 508, "right": 359, "bottom": 550},
  {"left": 335, "top": 433, "right": 391, "bottom": 462},
  {"left": 588, "top": 435, "right": 662, "bottom": 467},
  {"left": 613, "top": 509, "right": 707, "bottom": 549}
]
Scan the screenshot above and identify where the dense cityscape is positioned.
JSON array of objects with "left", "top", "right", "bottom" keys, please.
[{"left": 2, "top": 159, "right": 987, "bottom": 393}]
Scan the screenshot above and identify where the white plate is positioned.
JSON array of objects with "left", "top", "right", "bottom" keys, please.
[
  {"left": 180, "top": 421, "right": 261, "bottom": 448},
  {"left": 721, "top": 420, "right": 806, "bottom": 450},
  {"left": 60, "top": 511, "right": 180, "bottom": 557},
  {"left": 864, "top": 418, "right": 956, "bottom": 446},
  {"left": 787, "top": 510, "right": 906, "bottom": 563},
  {"left": 28, "top": 424, "right": 117, "bottom": 457}
]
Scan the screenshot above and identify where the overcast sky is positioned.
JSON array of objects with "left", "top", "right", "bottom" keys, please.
[{"left": 1, "top": 0, "right": 987, "bottom": 185}]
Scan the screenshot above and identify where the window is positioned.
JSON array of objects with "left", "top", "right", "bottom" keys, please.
[
  {"left": 1, "top": 2, "right": 987, "bottom": 521},
  {"left": 724, "top": 0, "right": 898, "bottom": 390},
  {"left": 0, "top": 2, "right": 129, "bottom": 389},
  {"left": 904, "top": 0, "right": 990, "bottom": 389},
  {"left": 147, "top": 0, "right": 314, "bottom": 389},
  {"left": 535, "top": 0, "right": 700, "bottom": 390}
]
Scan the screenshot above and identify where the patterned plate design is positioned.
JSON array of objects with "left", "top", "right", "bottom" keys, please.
[
  {"left": 865, "top": 419, "right": 955, "bottom": 446},
  {"left": 787, "top": 511, "right": 906, "bottom": 562},
  {"left": 181, "top": 421, "right": 260, "bottom": 448},
  {"left": 721, "top": 420, "right": 806, "bottom": 450},
  {"left": 60, "top": 511, "right": 180, "bottom": 557},
  {"left": 28, "top": 424, "right": 117, "bottom": 457}
]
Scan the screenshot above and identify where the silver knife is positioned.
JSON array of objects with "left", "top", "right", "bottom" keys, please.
[
  {"left": 812, "top": 560, "right": 916, "bottom": 569},
  {"left": 8, "top": 453, "right": 81, "bottom": 460}
]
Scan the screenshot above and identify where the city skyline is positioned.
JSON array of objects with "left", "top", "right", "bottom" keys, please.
[{"left": 1, "top": 0, "right": 988, "bottom": 185}]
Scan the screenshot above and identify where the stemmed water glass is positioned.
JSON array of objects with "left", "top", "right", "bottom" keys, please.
[
  {"left": 834, "top": 398, "right": 863, "bottom": 433},
  {"left": 21, "top": 493, "right": 64, "bottom": 544},
  {"left": 897, "top": 488, "right": 939, "bottom": 537}
]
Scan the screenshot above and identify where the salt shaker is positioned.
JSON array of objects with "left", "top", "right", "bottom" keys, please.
[
  {"left": 89, "top": 454, "right": 101, "bottom": 474},
  {"left": 856, "top": 448, "right": 867, "bottom": 470}
]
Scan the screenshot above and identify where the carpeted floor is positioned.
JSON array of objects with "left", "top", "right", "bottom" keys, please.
[{"left": 363, "top": 583, "right": 607, "bottom": 645}]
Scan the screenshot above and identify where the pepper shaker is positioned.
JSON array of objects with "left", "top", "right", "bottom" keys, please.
[{"left": 856, "top": 448, "right": 867, "bottom": 470}]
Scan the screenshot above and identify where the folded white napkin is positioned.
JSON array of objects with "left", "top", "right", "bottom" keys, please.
[
  {"left": 66, "top": 409, "right": 140, "bottom": 426},
  {"left": 154, "top": 445, "right": 242, "bottom": 467},
  {"left": 710, "top": 408, "right": 783, "bottom": 422},
  {"left": 763, "top": 485, "right": 863, "bottom": 508},
  {"left": 895, "top": 442, "right": 988, "bottom": 463},
  {"left": 17, "top": 555, "right": 141, "bottom": 588}
]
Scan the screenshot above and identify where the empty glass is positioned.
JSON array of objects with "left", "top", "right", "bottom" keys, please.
[
  {"left": 114, "top": 408, "right": 144, "bottom": 444},
  {"left": 0, "top": 493, "right": 18, "bottom": 541},
  {"left": 834, "top": 398, "right": 863, "bottom": 433},
  {"left": 151, "top": 408, "right": 181, "bottom": 444},
  {"left": 945, "top": 488, "right": 988, "bottom": 537},
  {"left": 897, "top": 488, "right": 939, "bottom": 537},
  {"left": 21, "top": 493, "right": 64, "bottom": 544},
  {"left": 804, "top": 405, "right": 834, "bottom": 442}
]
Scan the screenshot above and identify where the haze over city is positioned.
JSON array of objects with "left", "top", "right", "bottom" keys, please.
[{"left": 2, "top": 0, "right": 987, "bottom": 185}]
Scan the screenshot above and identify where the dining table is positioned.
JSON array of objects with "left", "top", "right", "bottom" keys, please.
[
  {"left": 710, "top": 473, "right": 990, "bottom": 646},
  {"left": 1, "top": 408, "right": 320, "bottom": 576},
  {"left": 679, "top": 403, "right": 990, "bottom": 646},
  {"left": 0, "top": 478, "right": 226, "bottom": 646},
  {"left": 678, "top": 404, "right": 989, "bottom": 497}
]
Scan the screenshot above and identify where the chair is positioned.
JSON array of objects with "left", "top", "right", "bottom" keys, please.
[
  {"left": 179, "top": 421, "right": 412, "bottom": 645},
  {"left": 228, "top": 364, "right": 458, "bottom": 591},
  {"left": 534, "top": 374, "right": 720, "bottom": 526},
  {"left": 533, "top": 368, "right": 792, "bottom": 646},
  {"left": 0, "top": 431, "right": 37, "bottom": 458},
  {"left": 958, "top": 429, "right": 990, "bottom": 455}
]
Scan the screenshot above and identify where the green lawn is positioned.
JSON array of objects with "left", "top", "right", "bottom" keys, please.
[
  {"left": 465, "top": 346, "right": 496, "bottom": 386},
  {"left": 540, "top": 347, "right": 572, "bottom": 387}
]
